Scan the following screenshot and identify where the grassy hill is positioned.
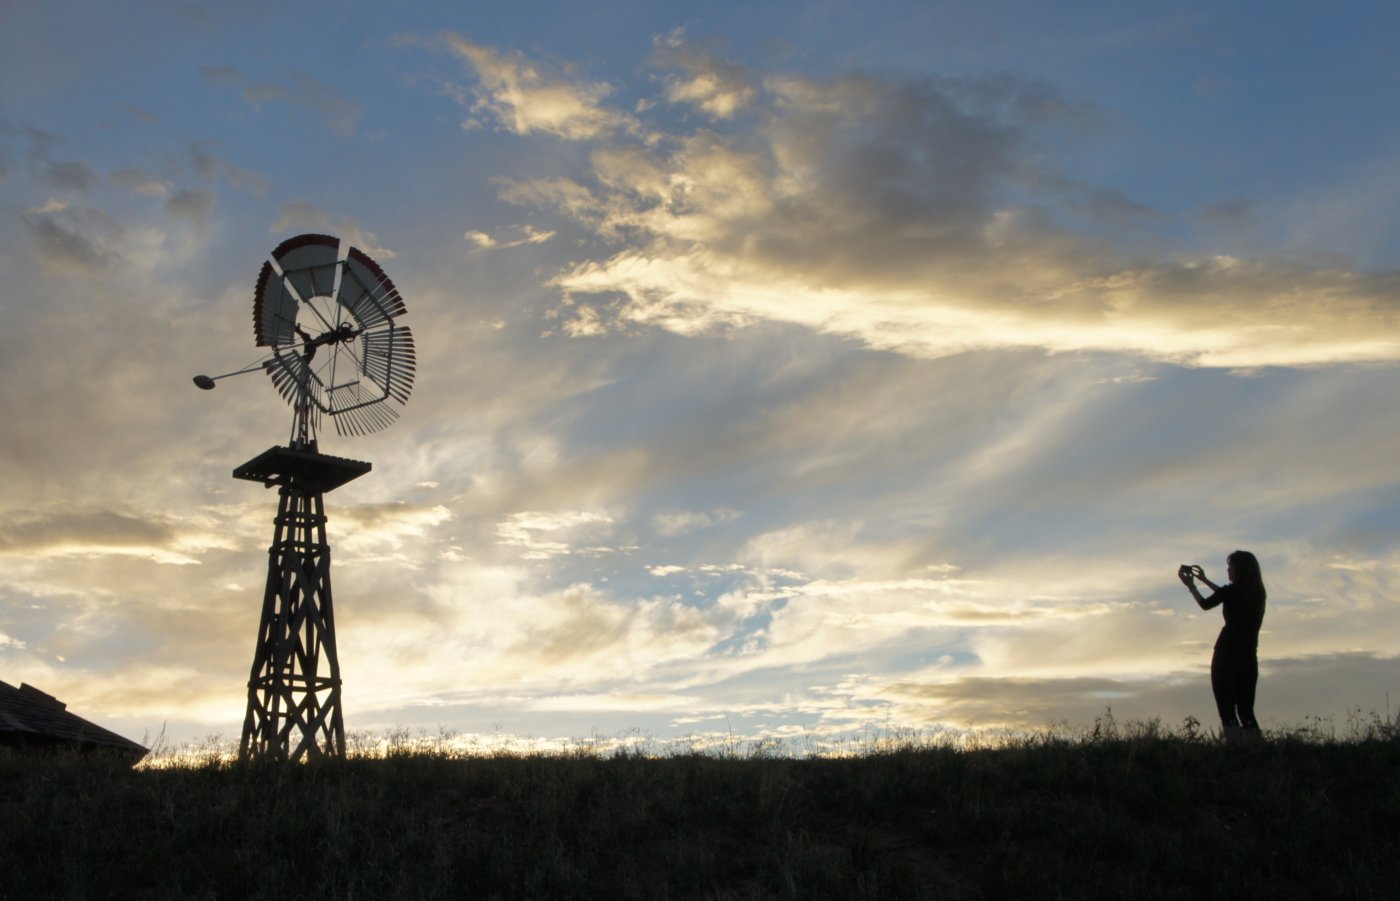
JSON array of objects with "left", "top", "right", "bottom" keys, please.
[{"left": 4, "top": 715, "right": 1398, "bottom": 900}]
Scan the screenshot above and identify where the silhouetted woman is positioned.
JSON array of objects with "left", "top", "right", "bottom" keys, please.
[{"left": 1179, "top": 551, "right": 1266, "bottom": 740}]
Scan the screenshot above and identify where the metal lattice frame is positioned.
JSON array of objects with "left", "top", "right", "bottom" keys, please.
[{"left": 239, "top": 483, "right": 345, "bottom": 761}]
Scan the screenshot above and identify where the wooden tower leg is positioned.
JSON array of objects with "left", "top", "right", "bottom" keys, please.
[{"left": 239, "top": 485, "right": 345, "bottom": 761}]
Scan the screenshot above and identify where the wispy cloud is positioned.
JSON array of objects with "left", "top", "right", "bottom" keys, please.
[
  {"left": 495, "top": 510, "right": 618, "bottom": 559},
  {"left": 465, "top": 224, "right": 556, "bottom": 250},
  {"left": 653, "top": 507, "right": 741, "bottom": 536},
  {"left": 110, "top": 167, "right": 172, "bottom": 198},
  {"left": 165, "top": 189, "right": 215, "bottom": 228},
  {"left": 20, "top": 200, "right": 124, "bottom": 272},
  {"left": 443, "top": 33, "right": 638, "bottom": 140},
  {"left": 651, "top": 29, "right": 756, "bottom": 120},
  {"left": 0, "top": 510, "right": 177, "bottom": 558},
  {"left": 199, "top": 65, "right": 363, "bottom": 136}
]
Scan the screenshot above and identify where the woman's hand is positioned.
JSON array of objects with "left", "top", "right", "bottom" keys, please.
[
  {"left": 1178, "top": 566, "right": 1194, "bottom": 586},
  {"left": 1192, "top": 566, "right": 1221, "bottom": 593}
]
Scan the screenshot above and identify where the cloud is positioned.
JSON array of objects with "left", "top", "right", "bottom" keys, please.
[
  {"left": 1197, "top": 197, "right": 1258, "bottom": 232},
  {"left": 741, "top": 520, "right": 921, "bottom": 580},
  {"left": 1059, "top": 185, "right": 1165, "bottom": 226},
  {"left": 0, "top": 510, "right": 198, "bottom": 564},
  {"left": 330, "top": 561, "right": 723, "bottom": 717},
  {"left": 856, "top": 651, "right": 1400, "bottom": 731},
  {"left": 199, "top": 65, "right": 363, "bottom": 136},
  {"left": 20, "top": 200, "right": 124, "bottom": 272},
  {"left": 651, "top": 30, "right": 756, "bottom": 120},
  {"left": 37, "top": 159, "right": 98, "bottom": 192},
  {"left": 185, "top": 139, "right": 269, "bottom": 194},
  {"left": 285, "top": 74, "right": 363, "bottom": 137},
  {"left": 336, "top": 503, "right": 453, "bottom": 562},
  {"left": 465, "top": 224, "right": 556, "bottom": 249},
  {"left": 187, "top": 139, "right": 222, "bottom": 179},
  {"left": 165, "top": 189, "right": 214, "bottom": 226},
  {"left": 110, "top": 167, "right": 171, "bottom": 198},
  {"left": 653, "top": 507, "right": 741, "bottom": 536},
  {"left": 513, "top": 584, "right": 632, "bottom": 666},
  {"left": 443, "top": 33, "right": 638, "bottom": 139},
  {"left": 466, "top": 54, "right": 1400, "bottom": 369},
  {"left": 495, "top": 510, "right": 617, "bottom": 559},
  {"left": 222, "top": 163, "right": 269, "bottom": 195},
  {"left": 19, "top": 126, "right": 98, "bottom": 192}
]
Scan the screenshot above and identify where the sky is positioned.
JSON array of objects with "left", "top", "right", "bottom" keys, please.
[{"left": 2, "top": 1, "right": 1398, "bottom": 752}]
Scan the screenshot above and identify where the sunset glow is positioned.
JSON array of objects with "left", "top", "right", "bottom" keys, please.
[{"left": 2, "top": 2, "right": 1397, "bottom": 750}]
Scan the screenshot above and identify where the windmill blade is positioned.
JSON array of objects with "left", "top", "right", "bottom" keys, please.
[
  {"left": 328, "top": 382, "right": 400, "bottom": 437},
  {"left": 339, "top": 247, "right": 407, "bottom": 329},
  {"left": 274, "top": 234, "right": 341, "bottom": 301},
  {"left": 253, "top": 262, "right": 298, "bottom": 348},
  {"left": 359, "top": 325, "right": 417, "bottom": 404}
]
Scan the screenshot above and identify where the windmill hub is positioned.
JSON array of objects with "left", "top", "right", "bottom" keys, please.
[
  {"left": 294, "top": 297, "right": 360, "bottom": 342},
  {"left": 294, "top": 321, "right": 362, "bottom": 363}
]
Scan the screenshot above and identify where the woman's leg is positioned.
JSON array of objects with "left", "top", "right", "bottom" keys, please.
[
  {"left": 1235, "top": 653, "right": 1259, "bottom": 729},
  {"left": 1210, "top": 647, "right": 1240, "bottom": 727}
]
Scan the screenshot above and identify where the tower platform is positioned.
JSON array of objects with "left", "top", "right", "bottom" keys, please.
[{"left": 233, "top": 445, "right": 371, "bottom": 494}]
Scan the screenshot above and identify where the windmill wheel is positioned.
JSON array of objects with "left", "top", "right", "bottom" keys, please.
[{"left": 253, "top": 234, "right": 416, "bottom": 437}]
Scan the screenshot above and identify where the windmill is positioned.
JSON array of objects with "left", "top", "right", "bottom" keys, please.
[{"left": 195, "top": 234, "right": 415, "bottom": 760}]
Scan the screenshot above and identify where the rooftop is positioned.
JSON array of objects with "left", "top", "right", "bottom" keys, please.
[{"left": 0, "top": 680, "right": 148, "bottom": 763}]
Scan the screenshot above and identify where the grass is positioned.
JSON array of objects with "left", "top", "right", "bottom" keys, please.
[{"left": 4, "top": 712, "right": 1399, "bottom": 900}]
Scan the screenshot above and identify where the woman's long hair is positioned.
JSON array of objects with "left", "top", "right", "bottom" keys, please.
[{"left": 1228, "top": 549, "right": 1267, "bottom": 612}]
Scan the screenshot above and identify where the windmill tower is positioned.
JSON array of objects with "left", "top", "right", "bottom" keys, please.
[{"left": 195, "top": 234, "right": 416, "bottom": 760}]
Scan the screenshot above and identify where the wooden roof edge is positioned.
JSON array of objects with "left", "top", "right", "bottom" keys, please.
[{"left": 0, "top": 680, "right": 150, "bottom": 758}]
